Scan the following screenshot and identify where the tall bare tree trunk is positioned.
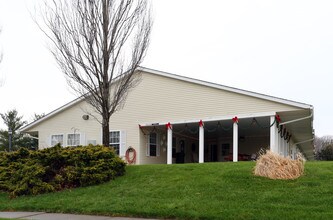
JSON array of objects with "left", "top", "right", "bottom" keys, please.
[
  {"left": 101, "top": 0, "right": 111, "bottom": 146},
  {"left": 102, "top": 116, "right": 110, "bottom": 147},
  {"left": 37, "top": 0, "right": 152, "bottom": 147}
]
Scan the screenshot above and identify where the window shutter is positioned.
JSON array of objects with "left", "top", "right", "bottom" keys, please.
[
  {"left": 146, "top": 135, "right": 150, "bottom": 156},
  {"left": 120, "top": 130, "right": 126, "bottom": 156},
  {"left": 157, "top": 134, "right": 160, "bottom": 156}
]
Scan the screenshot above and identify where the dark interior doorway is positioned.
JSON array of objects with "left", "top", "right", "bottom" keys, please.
[{"left": 210, "top": 144, "right": 218, "bottom": 162}]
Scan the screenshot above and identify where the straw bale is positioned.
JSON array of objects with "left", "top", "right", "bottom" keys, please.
[{"left": 253, "top": 150, "right": 305, "bottom": 180}]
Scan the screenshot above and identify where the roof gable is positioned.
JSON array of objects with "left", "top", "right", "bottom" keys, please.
[
  {"left": 138, "top": 67, "right": 312, "bottom": 109},
  {"left": 21, "top": 67, "right": 312, "bottom": 132}
]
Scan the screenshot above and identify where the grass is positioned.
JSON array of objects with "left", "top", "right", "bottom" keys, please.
[{"left": 0, "top": 161, "right": 332, "bottom": 219}]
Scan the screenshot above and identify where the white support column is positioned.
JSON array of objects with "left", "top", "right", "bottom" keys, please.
[
  {"left": 291, "top": 146, "right": 295, "bottom": 159},
  {"left": 167, "top": 123, "right": 173, "bottom": 165},
  {"left": 279, "top": 136, "right": 283, "bottom": 156},
  {"left": 270, "top": 115, "right": 278, "bottom": 154},
  {"left": 290, "top": 144, "right": 296, "bottom": 160},
  {"left": 199, "top": 120, "right": 204, "bottom": 163},
  {"left": 280, "top": 139, "right": 283, "bottom": 156},
  {"left": 233, "top": 121, "right": 238, "bottom": 162},
  {"left": 283, "top": 139, "right": 287, "bottom": 157},
  {"left": 278, "top": 134, "right": 282, "bottom": 156}
]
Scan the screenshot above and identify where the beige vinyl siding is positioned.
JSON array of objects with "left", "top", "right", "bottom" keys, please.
[
  {"left": 25, "top": 70, "right": 303, "bottom": 164},
  {"left": 116, "top": 73, "right": 300, "bottom": 126},
  {"left": 28, "top": 101, "right": 101, "bottom": 149},
  {"left": 106, "top": 72, "right": 301, "bottom": 164}
]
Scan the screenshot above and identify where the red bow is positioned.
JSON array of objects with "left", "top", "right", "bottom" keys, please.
[
  {"left": 275, "top": 114, "right": 281, "bottom": 123},
  {"left": 232, "top": 116, "right": 239, "bottom": 123},
  {"left": 166, "top": 122, "right": 172, "bottom": 129},
  {"left": 199, "top": 120, "right": 204, "bottom": 127}
]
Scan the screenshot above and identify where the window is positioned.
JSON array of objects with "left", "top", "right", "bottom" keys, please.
[
  {"left": 110, "top": 131, "right": 120, "bottom": 155},
  {"left": 67, "top": 133, "right": 80, "bottom": 146},
  {"left": 51, "top": 134, "right": 63, "bottom": 146},
  {"left": 147, "top": 132, "right": 160, "bottom": 157}
]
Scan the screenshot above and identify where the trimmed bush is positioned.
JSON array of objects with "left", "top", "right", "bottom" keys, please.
[{"left": 0, "top": 145, "right": 126, "bottom": 197}]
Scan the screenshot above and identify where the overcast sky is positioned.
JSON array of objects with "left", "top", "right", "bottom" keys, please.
[{"left": 0, "top": 0, "right": 332, "bottom": 136}]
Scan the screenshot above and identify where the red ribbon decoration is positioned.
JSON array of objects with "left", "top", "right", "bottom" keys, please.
[
  {"left": 232, "top": 116, "right": 239, "bottom": 123},
  {"left": 199, "top": 120, "right": 204, "bottom": 127},
  {"left": 275, "top": 114, "right": 281, "bottom": 123},
  {"left": 166, "top": 122, "right": 172, "bottom": 129}
]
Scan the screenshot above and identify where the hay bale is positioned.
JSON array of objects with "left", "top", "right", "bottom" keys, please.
[{"left": 253, "top": 150, "right": 305, "bottom": 180}]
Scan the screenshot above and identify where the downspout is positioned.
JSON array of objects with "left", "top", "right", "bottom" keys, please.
[
  {"left": 292, "top": 138, "right": 314, "bottom": 147},
  {"left": 279, "top": 108, "right": 313, "bottom": 126},
  {"left": 279, "top": 107, "right": 314, "bottom": 159}
]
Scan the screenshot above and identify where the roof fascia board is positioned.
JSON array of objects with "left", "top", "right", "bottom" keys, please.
[
  {"left": 140, "top": 111, "right": 276, "bottom": 127},
  {"left": 138, "top": 67, "right": 313, "bottom": 110},
  {"left": 20, "top": 69, "right": 135, "bottom": 132},
  {"left": 20, "top": 96, "right": 84, "bottom": 132}
]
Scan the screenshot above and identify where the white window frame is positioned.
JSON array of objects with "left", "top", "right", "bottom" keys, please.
[
  {"left": 67, "top": 133, "right": 81, "bottom": 146},
  {"left": 51, "top": 134, "right": 64, "bottom": 146},
  {"left": 110, "top": 130, "right": 121, "bottom": 155},
  {"left": 147, "top": 132, "right": 160, "bottom": 157}
]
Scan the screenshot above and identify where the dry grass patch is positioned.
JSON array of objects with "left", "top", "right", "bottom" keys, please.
[{"left": 254, "top": 150, "right": 305, "bottom": 180}]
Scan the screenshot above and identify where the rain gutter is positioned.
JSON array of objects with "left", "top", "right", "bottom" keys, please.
[
  {"left": 279, "top": 108, "right": 313, "bottom": 126},
  {"left": 292, "top": 138, "right": 314, "bottom": 148}
]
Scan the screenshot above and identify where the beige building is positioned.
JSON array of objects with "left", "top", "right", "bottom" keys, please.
[{"left": 21, "top": 67, "right": 314, "bottom": 164}]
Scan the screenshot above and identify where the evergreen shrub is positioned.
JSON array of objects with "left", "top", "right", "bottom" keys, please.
[{"left": 0, "top": 145, "right": 126, "bottom": 197}]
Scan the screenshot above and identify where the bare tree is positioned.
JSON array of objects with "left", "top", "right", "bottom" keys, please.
[
  {"left": 315, "top": 135, "right": 333, "bottom": 152},
  {"left": 37, "top": 0, "right": 152, "bottom": 146}
]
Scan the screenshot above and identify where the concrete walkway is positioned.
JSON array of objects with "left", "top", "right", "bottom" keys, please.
[{"left": 0, "top": 212, "right": 160, "bottom": 220}]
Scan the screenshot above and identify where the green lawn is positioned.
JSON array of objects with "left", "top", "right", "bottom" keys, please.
[{"left": 0, "top": 161, "right": 332, "bottom": 220}]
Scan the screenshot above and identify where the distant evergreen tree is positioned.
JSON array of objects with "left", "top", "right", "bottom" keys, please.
[
  {"left": 0, "top": 109, "right": 38, "bottom": 151},
  {"left": 31, "top": 113, "right": 45, "bottom": 122}
]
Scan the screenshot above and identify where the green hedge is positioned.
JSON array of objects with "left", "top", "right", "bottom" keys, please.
[{"left": 0, "top": 145, "right": 126, "bottom": 198}]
